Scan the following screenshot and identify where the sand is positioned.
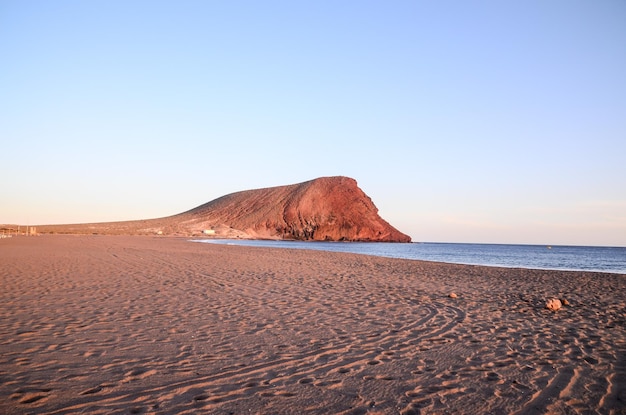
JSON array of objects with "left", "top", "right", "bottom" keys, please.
[{"left": 1, "top": 235, "right": 625, "bottom": 414}]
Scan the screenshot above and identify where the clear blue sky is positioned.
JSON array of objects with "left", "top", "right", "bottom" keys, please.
[{"left": 1, "top": 1, "right": 625, "bottom": 246}]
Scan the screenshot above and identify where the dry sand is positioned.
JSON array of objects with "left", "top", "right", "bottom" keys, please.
[{"left": 1, "top": 235, "right": 624, "bottom": 414}]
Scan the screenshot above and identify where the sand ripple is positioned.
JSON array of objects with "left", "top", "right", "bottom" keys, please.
[{"left": 1, "top": 236, "right": 624, "bottom": 414}]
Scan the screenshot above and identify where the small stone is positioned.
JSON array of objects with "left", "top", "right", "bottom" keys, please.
[
  {"left": 545, "top": 298, "right": 562, "bottom": 311},
  {"left": 561, "top": 298, "right": 570, "bottom": 306},
  {"left": 448, "top": 293, "right": 458, "bottom": 299}
]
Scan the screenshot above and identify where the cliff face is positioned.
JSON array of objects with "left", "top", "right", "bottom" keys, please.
[
  {"left": 35, "top": 177, "right": 412, "bottom": 242},
  {"left": 183, "top": 176, "right": 411, "bottom": 242}
]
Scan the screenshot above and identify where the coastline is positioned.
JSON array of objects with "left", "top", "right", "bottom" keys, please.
[
  {"left": 1, "top": 235, "right": 625, "bottom": 414},
  {"left": 194, "top": 238, "right": 626, "bottom": 275}
]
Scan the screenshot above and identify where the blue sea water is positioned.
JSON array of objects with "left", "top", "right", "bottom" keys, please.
[{"left": 195, "top": 239, "right": 626, "bottom": 274}]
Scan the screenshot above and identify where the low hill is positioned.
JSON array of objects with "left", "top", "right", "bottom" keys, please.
[{"left": 35, "top": 176, "right": 411, "bottom": 242}]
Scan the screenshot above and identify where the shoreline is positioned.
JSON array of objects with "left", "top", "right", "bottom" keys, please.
[
  {"left": 193, "top": 238, "right": 626, "bottom": 275},
  {"left": 1, "top": 235, "right": 625, "bottom": 414}
]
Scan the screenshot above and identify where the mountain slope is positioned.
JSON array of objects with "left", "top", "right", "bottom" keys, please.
[{"left": 36, "top": 177, "right": 411, "bottom": 242}]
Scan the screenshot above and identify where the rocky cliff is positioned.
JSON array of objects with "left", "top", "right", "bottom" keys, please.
[
  {"left": 36, "top": 177, "right": 411, "bottom": 242},
  {"left": 181, "top": 176, "right": 410, "bottom": 242}
]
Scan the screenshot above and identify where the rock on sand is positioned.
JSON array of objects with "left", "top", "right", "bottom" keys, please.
[{"left": 545, "top": 298, "right": 563, "bottom": 311}]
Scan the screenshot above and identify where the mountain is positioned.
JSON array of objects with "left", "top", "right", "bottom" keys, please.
[{"left": 35, "top": 176, "right": 412, "bottom": 242}]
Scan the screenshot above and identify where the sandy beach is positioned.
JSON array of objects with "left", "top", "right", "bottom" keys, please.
[{"left": 1, "top": 235, "right": 624, "bottom": 414}]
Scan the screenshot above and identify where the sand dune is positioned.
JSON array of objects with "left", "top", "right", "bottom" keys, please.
[{"left": 1, "top": 235, "right": 624, "bottom": 414}]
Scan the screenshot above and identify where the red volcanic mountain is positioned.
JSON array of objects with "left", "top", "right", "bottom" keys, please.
[{"left": 36, "top": 177, "right": 411, "bottom": 242}]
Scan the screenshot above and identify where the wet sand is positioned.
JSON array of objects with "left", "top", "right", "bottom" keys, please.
[{"left": 1, "top": 235, "right": 625, "bottom": 414}]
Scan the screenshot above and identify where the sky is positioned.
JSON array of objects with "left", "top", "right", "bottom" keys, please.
[{"left": 1, "top": 1, "right": 625, "bottom": 246}]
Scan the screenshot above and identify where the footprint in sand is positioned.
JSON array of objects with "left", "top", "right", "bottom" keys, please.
[
  {"left": 193, "top": 393, "right": 210, "bottom": 401},
  {"left": 12, "top": 388, "right": 53, "bottom": 405},
  {"left": 19, "top": 394, "right": 48, "bottom": 404}
]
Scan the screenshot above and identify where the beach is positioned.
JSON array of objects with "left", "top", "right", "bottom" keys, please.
[{"left": 1, "top": 235, "right": 625, "bottom": 414}]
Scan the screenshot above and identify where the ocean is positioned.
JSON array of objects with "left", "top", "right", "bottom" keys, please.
[{"left": 194, "top": 240, "right": 626, "bottom": 274}]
